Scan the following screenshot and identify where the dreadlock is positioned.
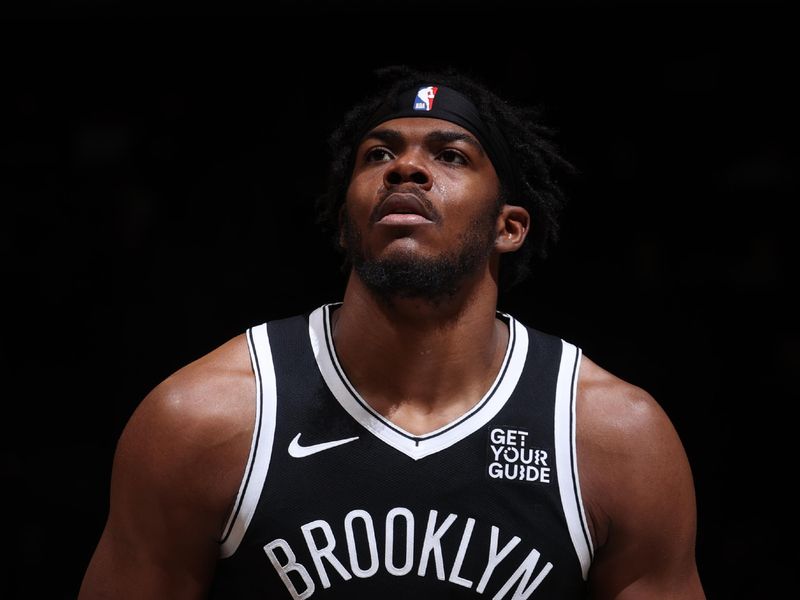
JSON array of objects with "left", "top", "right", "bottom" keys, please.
[{"left": 314, "top": 65, "right": 574, "bottom": 293}]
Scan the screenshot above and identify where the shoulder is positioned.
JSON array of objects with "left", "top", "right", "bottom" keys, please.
[
  {"left": 78, "top": 334, "right": 258, "bottom": 596},
  {"left": 576, "top": 355, "right": 672, "bottom": 446},
  {"left": 115, "top": 332, "right": 256, "bottom": 530},
  {"left": 142, "top": 332, "right": 254, "bottom": 429},
  {"left": 127, "top": 332, "right": 254, "bottom": 453},
  {"left": 575, "top": 355, "right": 696, "bottom": 548}
]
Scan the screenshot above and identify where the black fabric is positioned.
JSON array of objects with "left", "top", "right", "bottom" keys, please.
[{"left": 210, "top": 312, "right": 586, "bottom": 599}]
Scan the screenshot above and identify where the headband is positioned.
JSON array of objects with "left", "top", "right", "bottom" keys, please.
[{"left": 358, "top": 85, "right": 518, "bottom": 196}]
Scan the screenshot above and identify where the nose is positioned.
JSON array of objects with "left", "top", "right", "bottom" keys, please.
[{"left": 383, "top": 150, "right": 432, "bottom": 189}]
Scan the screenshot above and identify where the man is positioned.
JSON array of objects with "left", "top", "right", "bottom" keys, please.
[{"left": 79, "top": 66, "right": 706, "bottom": 599}]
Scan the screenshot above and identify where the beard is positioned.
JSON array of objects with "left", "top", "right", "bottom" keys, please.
[{"left": 342, "top": 207, "right": 500, "bottom": 303}]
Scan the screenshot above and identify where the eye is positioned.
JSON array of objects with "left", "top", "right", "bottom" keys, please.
[
  {"left": 364, "top": 147, "right": 394, "bottom": 162},
  {"left": 438, "top": 149, "right": 468, "bottom": 165}
]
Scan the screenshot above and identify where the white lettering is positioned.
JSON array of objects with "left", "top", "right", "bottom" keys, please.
[
  {"left": 493, "top": 548, "right": 553, "bottom": 600},
  {"left": 477, "top": 526, "right": 521, "bottom": 593},
  {"left": 301, "top": 519, "right": 352, "bottom": 588},
  {"left": 283, "top": 507, "right": 554, "bottom": 596},
  {"left": 488, "top": 437, "right": 550, "bottom": 483},
  {"left": 344, "top": 510, "right": 379, "bottom": 578},
  {"left": 385, "top": 507, "right": 414, "bottom": 576},
  {"left": 263, "top": 538, "right": 316, "bottom": 600},
  {"left": 417, "top": 510, "right": 457, "bottom": 580},
  {"left": 490, "top": 428, "right": 505, "bottom": 444},
  {"left": 504, "top": 464, "right": 518, "bottom": 480},
  {"left": 448, "top": 517, "right": 475, "bottom": 588},
  {"left": 503, "top": 446, "right": 520, "bottom": 462}
]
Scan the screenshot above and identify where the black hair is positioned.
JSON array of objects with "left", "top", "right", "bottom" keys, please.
[{"left": 315, "top": 65, "right": 574, "bottom": 293}]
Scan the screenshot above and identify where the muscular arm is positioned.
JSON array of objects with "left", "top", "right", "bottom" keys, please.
[
  {"left": 79, "top": 335, "right": 255, "bottom": 599},
  {"left": 578, "top": 357, "right": 705, "bottom": 600}
]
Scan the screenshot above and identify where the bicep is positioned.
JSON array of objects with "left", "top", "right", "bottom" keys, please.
[
  {"left": 78, "top": 386, "right": 240, "bottom": 599},
  {"left": 579, "top": 374, "right": 705, "bottom": 599},
  {"left": 79, "top": 518, "right": 216, "bottom": 600},
  {"left": 586, "top": 436, "right": 704, "bottom": 599}
]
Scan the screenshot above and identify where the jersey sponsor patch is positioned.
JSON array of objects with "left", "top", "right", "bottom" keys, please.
[{"left": 486, "top": 427, "right": 552, "bottom": 484}]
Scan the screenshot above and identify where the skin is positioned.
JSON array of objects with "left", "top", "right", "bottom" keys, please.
[{"left": 79, "top": 117, "right": 705, "bottom": 599}]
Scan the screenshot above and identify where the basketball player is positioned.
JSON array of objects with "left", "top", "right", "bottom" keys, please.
[{"left": 79, "top": 66, "right": 706, "bottom": 599}]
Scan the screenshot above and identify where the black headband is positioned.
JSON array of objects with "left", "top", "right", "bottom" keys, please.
[{"left": 358, "top": 85, "right": 518, "bottom": 197}]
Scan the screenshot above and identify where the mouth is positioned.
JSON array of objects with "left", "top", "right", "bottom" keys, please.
[{"left": 373, "top": 191, "right": 435, "bottom": 225}]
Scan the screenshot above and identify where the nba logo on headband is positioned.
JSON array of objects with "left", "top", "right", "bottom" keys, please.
[{"left": 413, "top": 86, "right": 439, "bottom": 111}]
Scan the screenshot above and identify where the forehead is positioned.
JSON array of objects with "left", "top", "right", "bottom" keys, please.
[{"left": 364, "top": 117, "right": 479, "bottom": 143}]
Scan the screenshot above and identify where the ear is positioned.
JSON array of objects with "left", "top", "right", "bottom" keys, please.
[{"left": 495, "top": 204, "right": 530, "bottom": 254}]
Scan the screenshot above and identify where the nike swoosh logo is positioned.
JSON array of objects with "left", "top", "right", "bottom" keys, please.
[{"left": 288, "top": 433, "right": 359, "bottom": 458}]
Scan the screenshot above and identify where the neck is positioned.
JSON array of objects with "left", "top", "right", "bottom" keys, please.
[{"left": 330, "top": 272, "right": 508, "bottom": 434}]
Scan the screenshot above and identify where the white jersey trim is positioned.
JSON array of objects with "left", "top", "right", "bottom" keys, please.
[
  {"left": 554, "top": 340, "right": 593, "bottom": 578},
  {"left": 219, "top": 323, "right": 277, "bottom": 558},
  {"left": 309, "top": 303, "right": 529, "bottom": 461}
]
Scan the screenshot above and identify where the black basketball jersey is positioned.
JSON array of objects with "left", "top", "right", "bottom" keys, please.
[{"left": 210, "top": 303, "right": 593, "bottom": 599}]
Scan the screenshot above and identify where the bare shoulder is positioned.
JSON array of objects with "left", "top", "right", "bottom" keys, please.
[
  {"left": 576, "top": 355, "right": 704, "bottom": 598},
  {"left": 576, "top": 356, "right": 678, "bottom": 454},
  {"left": 575, "top": 356, "right": 695, "bottom": 545},
  {"left": 138, "top": 332, "right": 255, "bottom": 437},
  {"left": 116, "top": 333, "right": 256, "bottom": 528},
  {"left": 79, "top": 335, "right": 257, "bottom": 598}
]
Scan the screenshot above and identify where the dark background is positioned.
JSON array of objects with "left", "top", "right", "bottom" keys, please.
[{"left": 2, "top": 3, "right": 797, "bottom": 598}]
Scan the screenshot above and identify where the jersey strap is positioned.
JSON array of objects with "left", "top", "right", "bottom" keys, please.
[
  {"left": 554, "top": 340, "right": 593, "bottom": 578},
  {"left": 219, "top": 323, "right": 278, "bottom": 558}
]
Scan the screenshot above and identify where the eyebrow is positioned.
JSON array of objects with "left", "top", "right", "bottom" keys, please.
[{"left": 362, "top": 127, "right": 486, "bottom": 156}]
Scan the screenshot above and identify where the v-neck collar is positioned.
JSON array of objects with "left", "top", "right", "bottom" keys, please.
[{"left": 308, "top": 303, "right": 529, "bottom": 460}]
